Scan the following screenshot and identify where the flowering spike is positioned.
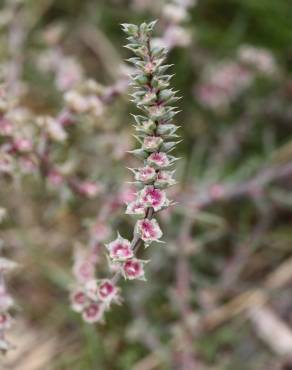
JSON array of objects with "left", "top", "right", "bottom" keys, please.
[
  {"left": 71, "top": 21, "right": 181, "bottom": 324},
  {"left": 119, "top": 22, "right": 180, "bottom": 279}
]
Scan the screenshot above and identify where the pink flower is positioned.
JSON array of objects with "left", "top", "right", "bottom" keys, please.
[
  {"left": 98, "top": 280, "right": 117, "bottom": 302},
  {"left": 195, "top": 84, "right": 228, "bottom": 109},
  {"left": 106, "top": 235, "right": 133, "bottom": 260},
  {"left": 70, "top": 289, "right": 88, "bottom": 312},
  {"left": 134, "top": 166, "right": 156, "bottom": 183},
  {"left": 126, "top": 200, "right": 146, "bottom": 217},
  {"left": 13, "top": 138, "right": 33, "bottom": 153},
  {"left": 0, "top": 312, "right": 12, "bottom": 330},
  {"left": 82, "top": 302, "right": 103, "bottom": 323},
  {"left": 77, "top": 181, "right": 101, "bottom": 198},
  {"left": 195, "top": 61, "right": 253, "bottom": 110},
  {"left": 48, "top": 169, "right": 64, "bottom": 186},
  {"left": 73, "top": 259, "right": 95, "bottom": 283},
  {"left": 91, "top": 222, "right": 111, "bottom": 242},
  {"left": 135, "top": 218, "right": 163, "bottom": 243},
  {"left": 147, "top": 152, "right": 170, "bottom": 169},
  {"left": 238, "top": 45, "right": 276, "bottom": 75},
  {"left": 122, "top": 259, "right": 145, "bottom": 280},
  {"left": 0, "top": 117, "right": 13, "bottom": 136},
  {"left": 143, "top": 136, "right": 163, "bottom": 152},
  {"left": 118, "top": 184, "right": 136, "bottom": 204},
  {"left": 139, "top": 186, "right": 167, "bottom": 211}
]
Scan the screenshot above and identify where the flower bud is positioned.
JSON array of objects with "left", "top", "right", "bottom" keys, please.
[
  {"left": 156, "top": 123, "right": 178, "bottom": 136},
  {"left": 135, "top": 119, "right": 156, "bottom": 135}
]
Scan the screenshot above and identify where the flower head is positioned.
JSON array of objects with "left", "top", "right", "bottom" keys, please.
[
  {"left": 73, "top": 259, "right": 95, "bottom": 284},
  {"left": 98, "top": 280, "right": 118, "bottom": 302},
  {"left": 70, "top": 289, "right": 88, "bottom": 312},
  {"left": 139, "top": 186, "right": 167, "bottom": 211},
  {"left": 147, "top": 152, "right": 170, "bottom": 169},
  {"left": 142, "top": 136, "right": 163, "bottom": 152},
  {"left": 126, "top": 200, "right": 146, "bottom": 218},
  {"left": 122, "top": 259, "right": 146, "bottom": 280},
  {"left": 133, "top": 166, "right": 156, "bottom": 183},
  {"left": 106, "top": 235, "right": 133, "bottom": 260},
  {"left": 82, "top": 302, "right": 104, "bottom": 323},
  {"left": 91, "top": 222, "right": 111, "bottom": 242},
  {"left": 135, "top": 218, "right": 163, "bottom": 244}
]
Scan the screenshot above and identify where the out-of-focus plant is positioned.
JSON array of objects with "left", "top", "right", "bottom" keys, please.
[
  {"left": 131, "top": 0, "right": 196, "bottom": 49},
  {"left": 0, "top": 208, "right": 17, "bottom": 354},
  {"left": 194, "top": 45, "right": 278, "bottom": 112}
]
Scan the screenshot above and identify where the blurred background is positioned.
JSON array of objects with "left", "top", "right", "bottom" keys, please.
[{"left": 1, "top": 0, "right": 292, "bottom": 369}]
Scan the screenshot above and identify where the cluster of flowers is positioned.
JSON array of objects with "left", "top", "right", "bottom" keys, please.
[
  {"left": 70, "top": 221, "right": 115, "bottom": 323},
  {"left": 0, "top": 39, "right": 132, "bottom": 336},
  {"left": 132, "top": 0, "right": 195, "bottom": 50},
  {"left": 69, "top": 188, "right": 135, "bottom": 323},
  {"left": 158, "top": 0, "right": 196, "bottom": 49},
  {"left": 195, "top": 45, "right": 277, "bottom": 111},
  {"left": 0, "top": 208, "right": 17, "bottom": 353},
  {"left": 70, "top": 20, "right": 180, "bottom": 323},
  {"left": 37, "top": 24, "right": 129, "bottom": 113},
  {"left": 0, "top": 83, "right": 104, "bottom": 198}
]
